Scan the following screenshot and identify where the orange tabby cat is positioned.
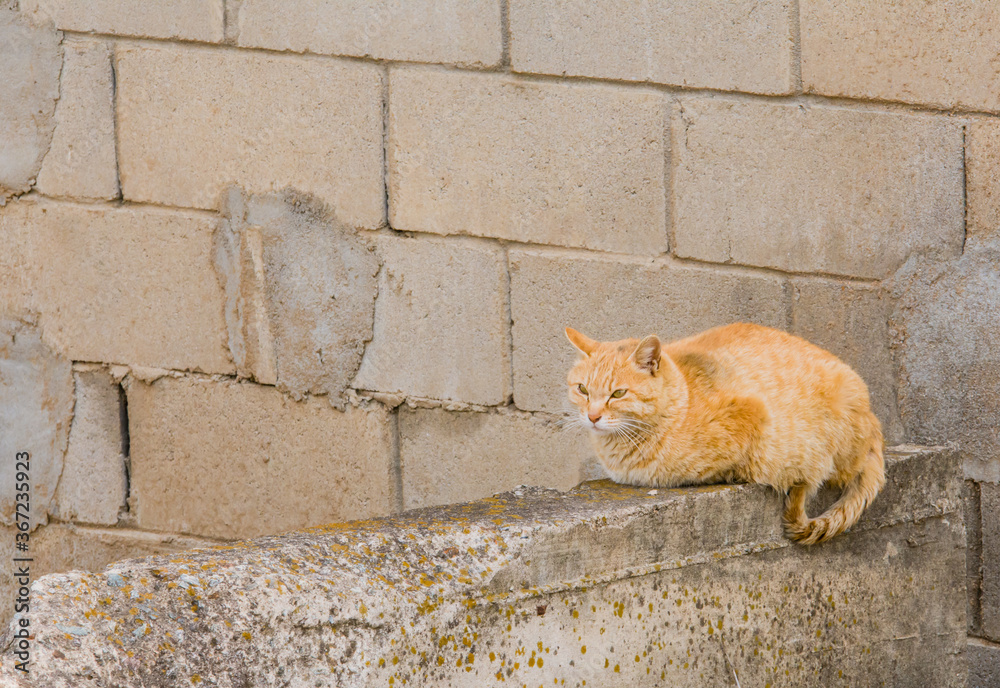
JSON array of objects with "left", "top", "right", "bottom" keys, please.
[{"left": 564, "top": 323, "right": 884, "bottom": 545}]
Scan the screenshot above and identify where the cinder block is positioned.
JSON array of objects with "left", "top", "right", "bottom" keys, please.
[
  {"left": 353, "top": 235, "right": 511, "bottom": 406},
  {"left": 399, "top": 407, "right": 594, "bottom": 510},
  {"left": 891, "top": 241, "right": 1000, "bottom": 484},
  {"left": 116, "top": 43, "right": 384, "bottom": 229},
  {"left": 510, "top": 0, "right": 793, "bottom": 95},
  {"left": 509, "top": 249, "right": 788, "bottom": 412},
  {"left": 968, "top": 119, "right": 1000, "bottom": 241},
  {"left": 388, "top": 67, "right": 668, "bottom": 255},
  {"left": 36, "top": 38, "right": 118, "bottom": 201},
  {"left": 0, "top": 198, "right": 233, "bottom": 373},
  {"left": 801, "top": 1, "right": 1000, "bottom": 112},
  {"left": 0, "top": 9, "right": 61, "bottom": 203},
  {"left": 52, "top": 368, "right": 127, "bottom": 526},
  {"left": 236, "top": 0, "right": 501, "bottom": 67},
  {"left": 127, "top": 376, "right": 396, "bottom": 539},
  {"left": 968, "top": 639, "right": 1000, "bottom": 688},
  {"left": 791, "top": 279, "right": 902, "bottom": 443},
  {"left": 672, "top": 98, "right": 964, "bottom": 279},
  {"left": 982, "top": 483, "right": 1000, "bottom": 642},
  {"left": 0, "top": 206, "right": 33, "bottom": 315},
  {"left": 0, "top": 523, "right": 212, "bottom": 627},
  {"left": 21, "top": 0, "right": 224, "bottom": 42}
]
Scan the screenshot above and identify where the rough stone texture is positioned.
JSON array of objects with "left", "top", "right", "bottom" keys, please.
[
  {"left": 968, "top": 118, "right": 1000, "bottom": 240},
  {"left": 966, "top": 481, "right": 983, "bottom": 637},
  {"left": 983, "top": 483, "right": 1000, "bottom": 643},
  {"left": 0, "top": 318, "right": 72, "bottom": 531},
  {"left": 36, "top": 38, "right": 119, "bottom": 201},
  {"left": 509, "top": 249, "right": 788, "bottom": 412},
  {"left": 236, "top": 0, "right": 501, "bottom": 67},
  {"left": 968, "top": 640, "right": 1000, "bottom": 688},
  {"left": 0, "top": 524, "right": 214, "bottom": 628},
  {"left": 891, "top": 238, "right": 1000, "bottom": 483},
  {"left": 388, "top": 67, "right": 668, "bottom": 254},
  {"left": 0, "top": 8, "right": 61, "bottom": 204},
  {"left": 116, "top": 43, "right": 385, "bottom": 229},
  {"left": 0, "top": 202, "right": 33, "bottom": 315},
  {"left": 510, "top": 0, "right": 793, "bottom": 95},
  {"left": 21, "top": 0, "right": 224, "bottom": 41},
  {"left": 354, "top": 235, "right": 511, "bottom": 406},
  {"left": 672, "top": 98, "right": 965, "bottom": 279},
  {"left": 0, "top": 198, "right": 233, "bottom": 373},
  {"left": 51, "top": 368, "right": 126, "bottom": 526},
  {"left": 399, "top": 407, "right": 595, "bottom": 510},
  {"left": 0, "top": 448, "right": 966, "bottom": 687},
  {"left": 127, "top": 376, "right": 396, "bottom": 540},
  {"left": 216, "top": 189, "right": 379, "bottom": 408},
  {"left": 801, "top": 1, "right": 1000, "bottom": 112},
  {"left": 791, "top": 278, "right": 902, "bottom": 443}
]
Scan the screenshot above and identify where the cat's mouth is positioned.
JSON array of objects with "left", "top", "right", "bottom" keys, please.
[
  {"left": 586, "top": 415, "right": 658, "bottom": 449},
  {"left": 587, "top": 417, "right": 616, "bottom": 434}
]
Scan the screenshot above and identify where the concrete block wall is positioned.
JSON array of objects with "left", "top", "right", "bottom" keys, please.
[{"left": 1, "top": 0, "right": 998, "bottom": 674}]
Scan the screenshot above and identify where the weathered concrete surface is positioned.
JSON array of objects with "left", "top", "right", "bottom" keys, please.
[
  {"left": 801, "top": 0, "right": 1000, "bottom": 112},
  {"left": 510, "top": 0, "right": 793, "bottom": 95},
  {"left": 0, "top": 524, "right": 215, "bottom": 629},
  {"left": 967, "top": 118, "right": 1000, "bottom": 241},
  {"left": 399, "top": 407, "right": 595, "bottom": 510},
  {"left": 672, "top": 98, "right": 964, "bottom": 279},
  {"left": 36, "top": 38, "right": 119, "bottom": 201},
  {"left": 0, "top": 198, "right": 234, "bottom": 373},
  {"left": 966, "top": 481, "right": 984, "bottom": 637},
  {"left": 236, "top": 0, "right": 502, "bottom": 67},
  {"left": 0, "top": 318, "right": 72, "bottom": 531},
  {"left": 890, "top": 238, "right": 1000, "bottom": 483},
  {"left": 982, "top": 483, "right": 1000, "bottom": 643},
  {"left": 216, "top": 189, "right": 379, "bottom": 408},
  {"left": 127, "top": 375, "right": 397, "bottom": 540},
  {"left": 0, "top": 448, "right": 966, "bottom": 686},
  {"left": 968, "top": 639, "right": 1000, "bottom": 688},
  {"left": 353, "top": 235, "right": 511, "bottom": 406},
  {"left": 51, "top": 367, "right": 127, "bottom": 526},
  {"left": 0, "top": 8, "right": 61, "bottom": 204},
  {"left": 388, "top": 67, "right": 668, "bottom": 254},
  {"left": 791, "top": 278, "right": 902, "bottom": 443},
  {"left": 116, "top": 43, "right": 385, "bottom": 229},
  {"left": 21, "top": 0, "right": 224, "bottom": 42}
]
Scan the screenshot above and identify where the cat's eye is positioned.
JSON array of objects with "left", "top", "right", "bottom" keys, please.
[
  {"left": 577, "top": 384, "right": 588, "bottom": 396},
  {"left": 610, "top": 389, "right": 627, "bottom": 399}
]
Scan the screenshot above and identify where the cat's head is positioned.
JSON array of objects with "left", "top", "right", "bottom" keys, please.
[{"left": 564, "top": 327, "right": 671, "bottom": 436}]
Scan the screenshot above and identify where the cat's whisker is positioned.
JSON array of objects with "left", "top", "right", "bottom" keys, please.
[
  {"left": 617, "top": 421, "right": 656, "bottom": 444},
  {"left": 557, "top": 414, "right": 590, "bottom": 433},
  {"left": 615, "top": 423, "right": 649, "bottom": 458},
  {"left": 614, "top": 425, "right": 642, "bottom": 454},
  {"left": 619, "top": 417, "right": 656, "bottom": 431},
  {"left": 617, "top": 422, "right": 651, "bottom": 436}
]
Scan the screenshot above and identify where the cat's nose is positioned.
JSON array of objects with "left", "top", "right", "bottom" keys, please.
[{"left": 588, "top": 411, "right": 602, "bottom": 424}]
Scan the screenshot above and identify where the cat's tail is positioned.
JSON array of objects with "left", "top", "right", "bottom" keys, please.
[{"left": 784, "top": 439, "right": 886, "bottom": 546}]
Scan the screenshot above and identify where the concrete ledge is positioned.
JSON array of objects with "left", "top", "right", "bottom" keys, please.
[{"left": 1, "top": 447, "right": 966, "bottom": 686}]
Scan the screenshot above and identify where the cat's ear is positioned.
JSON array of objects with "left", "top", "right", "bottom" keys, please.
[
  {"left": 631, "top": 335, "right": 661, "bottom": 374},
  {"left": 565, "top": 327, "right": 598, "bottom": 356}
]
